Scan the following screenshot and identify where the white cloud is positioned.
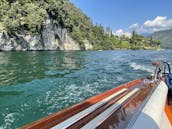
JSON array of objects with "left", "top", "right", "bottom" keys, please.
[
  {"left": 129, "top": 16, "right": 172, "bottom": 33},
  {"left": 113, "top": 29, "right": 131, "bottom": 38},
  {"left": 113, "top": 16, "right": 172, "bottom": 36},
  {"left": 144, "top": 16, "right": 172, "bottom": 27},
  {"left": 129, "top": 23, "right": 139, "bottom": 29}
]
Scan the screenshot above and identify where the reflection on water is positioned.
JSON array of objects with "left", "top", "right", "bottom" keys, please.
[
  {"left": 0, "top": 50, "right": 172, "bottom": 128},
  {"left": 0, "top": 51, "right": 87, "bottom": 86},
  {"left": 0, "top": 91, "right": 23, "bottom": 97}
]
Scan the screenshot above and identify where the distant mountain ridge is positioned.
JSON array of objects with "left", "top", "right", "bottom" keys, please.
[
  {"left": 152, "top": 29, "right": 172, "bottom": 49},
  {"left": 140, "top": 33, "right": 152, "bottom": 37}
]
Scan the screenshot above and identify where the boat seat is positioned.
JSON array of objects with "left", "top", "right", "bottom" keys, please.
[{"left": 165, "top": 73, "right": 172, "bottom": 104}]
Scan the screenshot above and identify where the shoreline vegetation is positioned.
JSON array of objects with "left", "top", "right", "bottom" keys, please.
[{"left": 0, "top": 0, "right": 160, "bottom": 51}]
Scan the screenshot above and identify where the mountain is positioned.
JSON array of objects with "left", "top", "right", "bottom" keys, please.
[
  {"left": 140, "top": 33, "right": 152, "bottom": 37},
  {"left": 152, "top": 29, "right": 172, "bottom": 49}
]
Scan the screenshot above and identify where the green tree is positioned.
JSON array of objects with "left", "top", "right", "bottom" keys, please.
[{"left": 130, "top": 29, "right": 136, "bottom": 47}]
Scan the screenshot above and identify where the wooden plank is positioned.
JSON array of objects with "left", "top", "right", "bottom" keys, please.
[
  {"left": 81, "top": 88, "right": 140, "bottom": 129},
  {"left": 52, "top": 88, "right": 127, "bottom": 129}
]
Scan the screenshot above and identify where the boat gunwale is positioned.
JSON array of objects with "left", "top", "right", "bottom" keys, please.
[{"left": 125, "top": 80, "right": 160, "bottom": 129}]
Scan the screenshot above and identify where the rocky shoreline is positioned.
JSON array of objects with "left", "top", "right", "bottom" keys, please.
[{"left": 0, "top": 20, "right": 93, "bottom": 51}]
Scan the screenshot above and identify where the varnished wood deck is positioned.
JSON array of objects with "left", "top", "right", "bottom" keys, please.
[{"left": 165, "top": 103, "right": 172, "bottom": 125}]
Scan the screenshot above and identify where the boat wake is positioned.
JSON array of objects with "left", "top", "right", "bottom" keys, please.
[
  {"left": 130, "top": 62, "right": 154, "bottom": 73},
  {"left": 0, "top": 112, "right": 19, "bottom": 129}
]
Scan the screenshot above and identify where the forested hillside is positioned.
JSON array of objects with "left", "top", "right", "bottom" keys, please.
[
  {"left": 152, "top": 29, "right": 172, "bottom": 49},
  {"left": 0, "top": 0, "right": 159, "bottom": 50}
]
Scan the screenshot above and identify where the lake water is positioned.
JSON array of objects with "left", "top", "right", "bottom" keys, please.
[{"left": 0, "top": 50, "right": 172, "bottom": 128}]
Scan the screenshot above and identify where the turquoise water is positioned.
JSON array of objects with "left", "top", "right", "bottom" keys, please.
[{"left": 0, "top": 50, "right": 172, "bottom": 128}]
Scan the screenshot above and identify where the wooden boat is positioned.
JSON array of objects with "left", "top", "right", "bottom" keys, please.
[{"left": 20, "top": 62, "right": 172, "bottom": 129}]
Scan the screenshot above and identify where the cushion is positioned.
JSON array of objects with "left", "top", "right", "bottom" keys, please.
[{"left": 166, "top": 73, "right": 172, "bottom": 95}]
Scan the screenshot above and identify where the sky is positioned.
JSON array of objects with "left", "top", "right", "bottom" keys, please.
[{"left": 70, "top": 0, "right": 172, "bottom": 35}]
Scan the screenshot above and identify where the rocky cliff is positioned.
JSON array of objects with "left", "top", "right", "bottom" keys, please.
[{"left": 0, "top": 19, "right": 92, "bottom": 51}]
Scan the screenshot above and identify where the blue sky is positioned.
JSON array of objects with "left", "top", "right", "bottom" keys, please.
[{"left": 70, "top": 0, "right": 172, "bottom": 34}]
